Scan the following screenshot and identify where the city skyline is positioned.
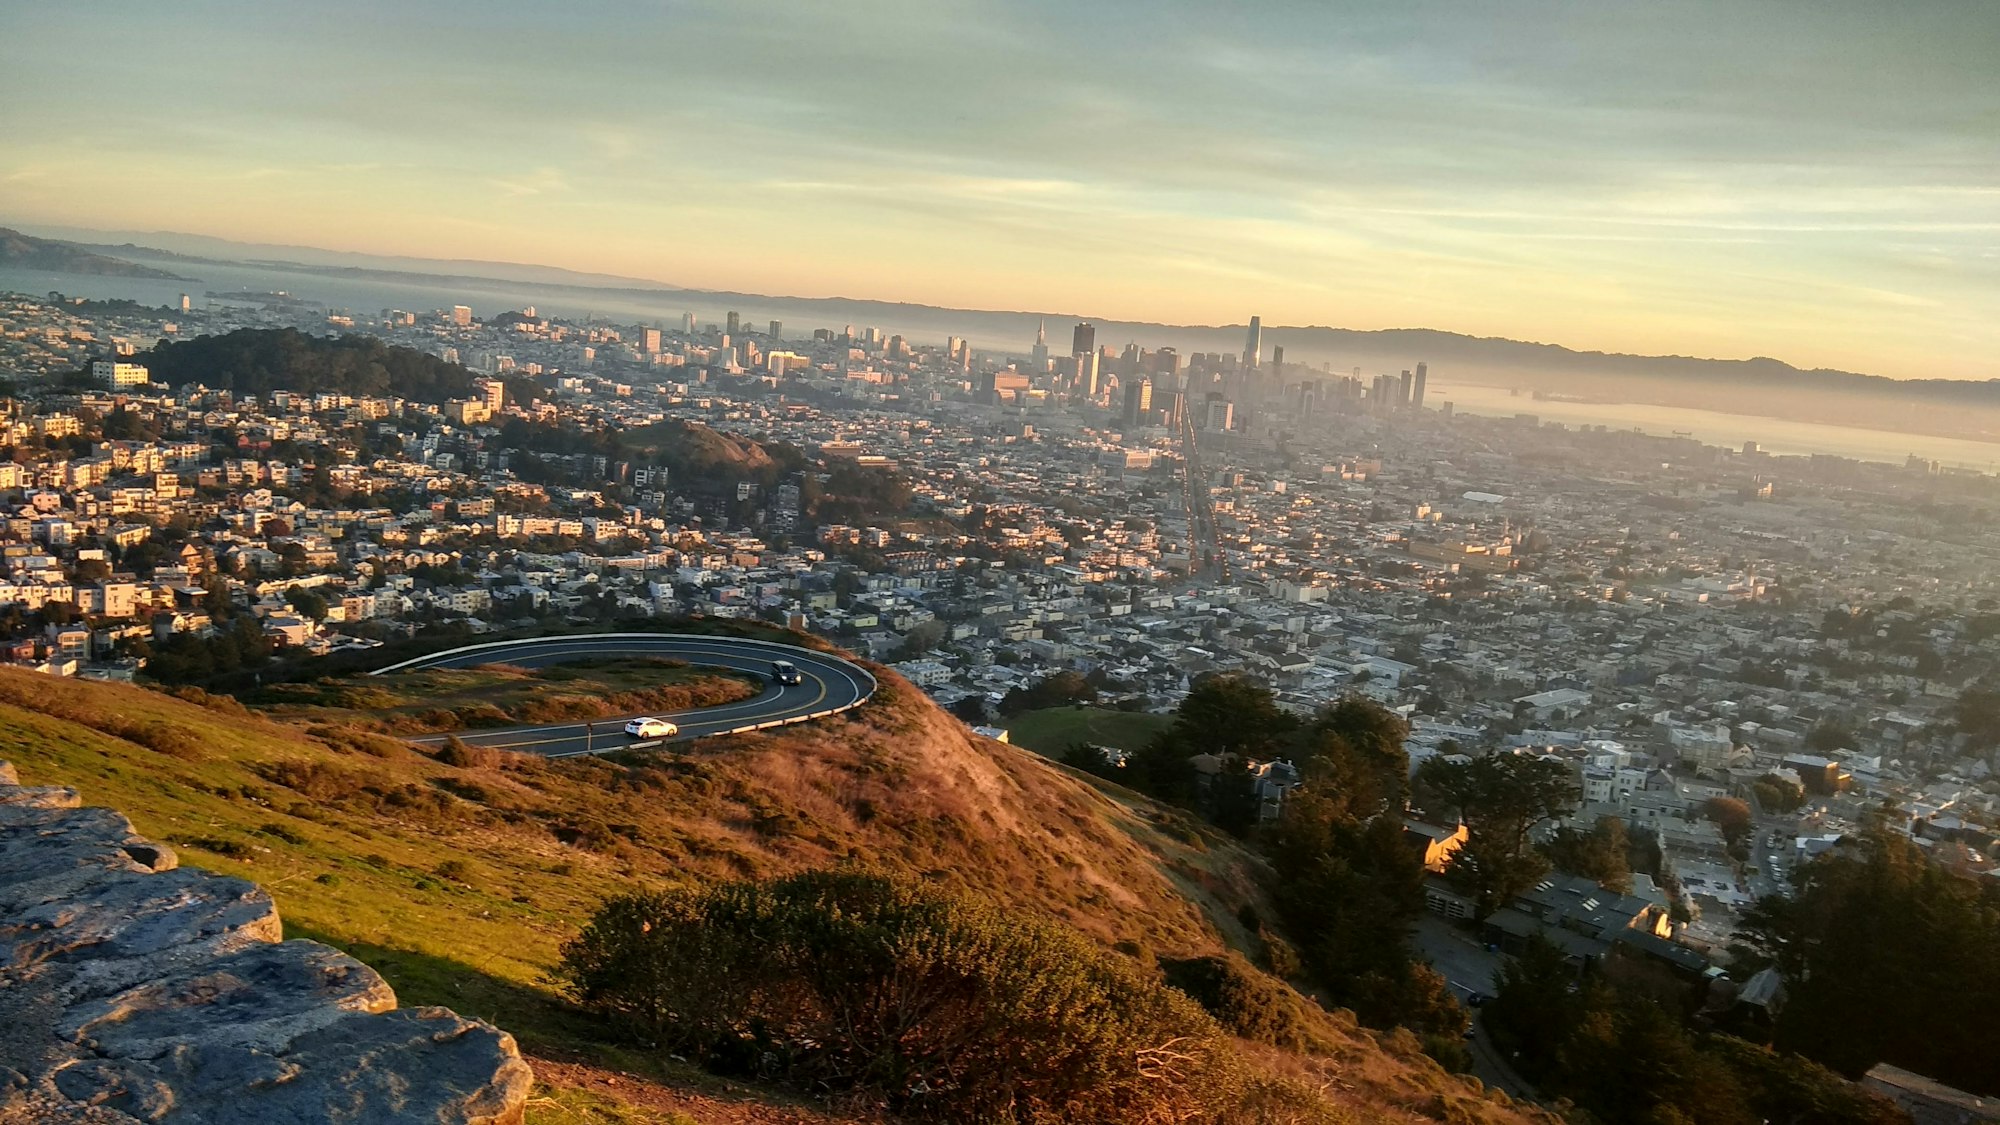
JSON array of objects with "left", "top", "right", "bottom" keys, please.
[{"left": 3, "top": 2, "right": 1997, "bottom": 381}]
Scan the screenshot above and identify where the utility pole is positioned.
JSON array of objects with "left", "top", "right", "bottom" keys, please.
[{"left": 584, "top": 720, "right": 593, "bottom": 755}]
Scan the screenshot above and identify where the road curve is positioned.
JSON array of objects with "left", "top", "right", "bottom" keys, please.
[{"left": 371, "top": 632, "right": 876, "bottom": 758}]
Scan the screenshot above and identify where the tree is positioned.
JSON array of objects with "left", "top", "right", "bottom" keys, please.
[
  {"left": 1752, "top": 773, "right": 1804, "bottom": 813},
  {"left": 1266, "top": 784, "right": 1462, "bottom": 1041},
  {"left": 1207, "top": 757, "right": 1263, "bottom": 838},
  {"left": 1952, "top": 685, "right": 2000, "bottom": 748},
  {"left": 285, "top": 585, "right": 329, "bottom": 622},
  {"left": 1737, "top": 827, "right": 2000, "bottom": 1093},
  {"left": 1299, "top": 697, "right": 1410, "bottom": 815},
  {"left": 1804, "top": 721, "right": 1857, "bottom": 753},
  {"left": 1547, "top": 815, "right": 1634, "bottom": 893},
  {"left": 891, "top": 619, "right": 946, "bottom": 660},
  {"left": 946, "top": 695, "right": 988, "bottom": 724},
  {"left": 997, "top": 670, "right": 1095, "bottom": 716},
  {"left": 1703, "top": 796, "right": 1754, "bottom": 846},
  {"left": 1416, "top": 752, "right": 1580, "bottom": 916},
  {"left": 1483, "top": 934, "right": 1585, "bottom": 1080},
  {"left": 1168, "top": 673, "right": 1294, "bottom": 759}
]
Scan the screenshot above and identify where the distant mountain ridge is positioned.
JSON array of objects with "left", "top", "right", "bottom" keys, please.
[
  {"left": 12, "top": 222, "right": 1997, "bottom": 404},
  {"left": 0, "top": 227, "right": 193, "bottom": 281}
]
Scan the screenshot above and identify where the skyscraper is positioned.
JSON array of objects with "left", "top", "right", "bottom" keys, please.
[
  {"left": 726, "top": 311, "right": 741, "bottom": 336},
  {"left": 1071, "top": 321, "right": 1095, "bottom": 357},
  {"left": 639, "top": 326, "right": 661, "bottom": 353},
  {"left": 682, "top": 312, "right": 696, "bottom": 333},
  {"left": 1075, "top": 351, "right": 1101, "bottom": 398},
  {"left": 1270, "top": 344, "right": 1284, "bottom": 373},
  {"left": 1031, "top": 320, "right": 1050, "bottom": 370},
  {"left": 1412, "top": 362, "right": 1428, "bottom": 411},
  {"left": 1398, "top": 369, "right": 1414, "bottom": 409},
  {"left": 769, "top": 320, "right": 783, "bottom": 339},
  {"left": 1243, "top": 315, "right": 1262, "bottom": 369},
  {"left": 1123, "top": 375, "right": 1153, "bottom": 427}
]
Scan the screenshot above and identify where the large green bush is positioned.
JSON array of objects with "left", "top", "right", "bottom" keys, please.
[{"left": 558, "top": 869, "right": 1235, "bottom": 1122}]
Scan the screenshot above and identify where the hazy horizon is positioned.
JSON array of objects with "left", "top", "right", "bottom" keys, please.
[
  {"left": 5, "top": 1, "right": 1997, "bottom": 382},
  {"left": 4, "top": 219, "right": 1987, "bottom": 389}
]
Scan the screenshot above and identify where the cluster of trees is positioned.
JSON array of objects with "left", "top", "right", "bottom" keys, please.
[
  {"left": 143, "top": 615, "right": 271, "bottom": 684},
  {"left": 1075, "top": 679, "right": 1463, "bottom": 1050},
  {"left": 997, "top": 669, "right": 1098, "bottom": 716},
  {"left": 1951, "top": 684, "right": 2000, "bottom": 748},
  {"left": 1264, "top": 701, "right": 1470, "bottom": 1058},
  {"left": 1752, "top": 772, "right": 1805, "bottom": 813},
  {"left": 1486, "top": 937, "right": 1906, "bottom": 1125},
  {"left": 1413, "top": 751, "right": 1581, "bottom": 917},
  {"left": 1061, "top": 676, "right": 1590, "bottom": 1054},
  {"left": 558, "top": 869, "right": 1308, "bottom": 1123},
  {"left": 140, "top": 328, "right": 519, "bottom": 404},
  {"left": 1739, "top": 827, "right": 2000, "bottom": 1095},
  {"left": 1103, "top": 674, "right": 1300, "bottom": 828},
  {"left": 1476, "top": 823, "right": 2000, "bottom": 1122},
  {"left": 1545, "top": 815, "right": 1634, "bottom": 894}
]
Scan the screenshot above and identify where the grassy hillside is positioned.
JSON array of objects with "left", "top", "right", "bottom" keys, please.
[
  {"left": 1004, "top": 705, "right": 1174, "bottom": 758},
  {"left": 0, "top": 666, "right": 1545, "bottom": 1125}
]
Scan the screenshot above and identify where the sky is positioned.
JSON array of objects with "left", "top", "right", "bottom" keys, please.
[{"left": 3, "top": 0, "right": 1997, "bottom": 380}]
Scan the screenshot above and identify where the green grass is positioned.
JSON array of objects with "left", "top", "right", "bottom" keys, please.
[
  {"left": 1004, "top": 705, "right": 1174, "bottom": 757},
  {"left": 524, "top": 1086, "right": 694, "bottom": 1125}
]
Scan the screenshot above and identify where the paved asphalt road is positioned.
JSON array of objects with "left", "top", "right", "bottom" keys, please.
[{"left": 373, "top": 633, "right": 875, "bottom": 758}]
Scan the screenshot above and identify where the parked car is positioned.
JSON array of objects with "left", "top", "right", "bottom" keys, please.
[{"left": 624, "top": 716, "right": 678, "bottom": 738}]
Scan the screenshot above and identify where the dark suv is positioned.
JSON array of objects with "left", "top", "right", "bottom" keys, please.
[{"left": 771, "top": 660, "right": 803, "bottom": 685}]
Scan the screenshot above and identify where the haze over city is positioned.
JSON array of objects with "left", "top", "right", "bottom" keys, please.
[
  {"left": 4, "top": 5, "right": 2000, "bottom": 1125},
  {"left": 4, "top": 0, "right": 1998, "bottom": 380}
]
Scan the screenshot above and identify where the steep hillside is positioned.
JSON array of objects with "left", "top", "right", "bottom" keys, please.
[{"left": 0, "top": 665, "right": 1547, "bottom": 1125}]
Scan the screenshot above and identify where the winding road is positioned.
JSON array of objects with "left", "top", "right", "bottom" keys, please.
[{"left": 372, "top": 633, "right": 876, "bottom": 758}]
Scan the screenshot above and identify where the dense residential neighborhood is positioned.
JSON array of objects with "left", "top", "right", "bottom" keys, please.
[{"left": 4, "top": 287, "right": 1998, "bottom": 975}]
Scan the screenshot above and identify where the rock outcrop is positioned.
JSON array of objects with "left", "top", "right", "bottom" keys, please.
[{"left": 0, "top": 760, "right": 533, "bottom": 1123}]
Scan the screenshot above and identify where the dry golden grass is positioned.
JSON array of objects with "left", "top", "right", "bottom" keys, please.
[{"left": 0, "top": 664, "right": 1549, "bottom": 1125}]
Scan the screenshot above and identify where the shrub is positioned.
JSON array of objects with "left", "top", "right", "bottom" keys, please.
[
  {"left": 437, "top": 736, "right": 502, "bottom": 769},
  {"left": 100, "top": 717, "right": 205, "bottom": 760},
  {"left": 558, "top": 868, "right": 1234, "bottom": 1122},
  {"left": 258, "top": 821, "right": 307, "bottom": 845},
  {"left": 1159, "top": 954, "right": 1332, "bottom": 1053},
  {"left": 166, "top": 685, "right": 250, "bottom": 716},
  {"left": 176, "top": 835, "right": 255, "bottom": 861},
  {"left": 260, "top": 759, "right": 377, "bottom": 802}
]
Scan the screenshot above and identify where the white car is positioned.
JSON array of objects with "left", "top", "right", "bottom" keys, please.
[{"left": 623, "top": 717, "right": 679, "bottom": 738}]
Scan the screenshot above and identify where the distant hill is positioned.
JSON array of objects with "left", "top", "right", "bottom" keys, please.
[
  {"left": 28, "top": 223, "right": 1994, "bottom": 423},
  {"left": 0, "top": 652, "right": 1547, "bottom": 1125},
  {"left": 140, "top": 327, "right": 479, "bottom": 403},
  {"left": 0, "top": 226, "right": 193, "bottom": 280}
]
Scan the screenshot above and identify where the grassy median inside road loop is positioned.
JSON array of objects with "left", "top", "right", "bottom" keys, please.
[{"left": 246, "top": 657, "right": 761, "bottom": 734}]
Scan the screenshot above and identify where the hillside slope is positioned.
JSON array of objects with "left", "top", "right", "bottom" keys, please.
[
  {"left": 0, "top": 665, "right": 1544, "bottom": 1125},
  {"left": 0, "top": 226, "right": 194, "bottom": 280}
]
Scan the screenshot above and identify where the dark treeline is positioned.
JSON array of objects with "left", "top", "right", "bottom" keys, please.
[{"left": 140, "top": 328, "right": 519, "bottom": 404}]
